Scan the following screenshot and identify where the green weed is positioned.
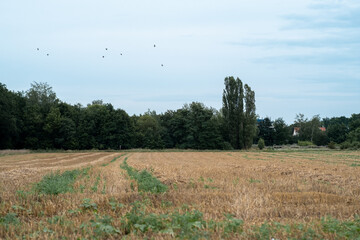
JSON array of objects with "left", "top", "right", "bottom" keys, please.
[
  {"left": 120, "top": 159, "right": 168, "bottom": 194},
  {"left": 80, "top": 198, "right": 98, "bottom": 212},
  {"left": 91, "top": 175, "right": 101, "bottom": 193},
  {"left": 34, "top": 169, "right": 81, "bottom": 195}
]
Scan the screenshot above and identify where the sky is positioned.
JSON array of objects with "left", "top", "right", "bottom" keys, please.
[{"left": 1, "top": 0, "right": 359, "bottom": 124}]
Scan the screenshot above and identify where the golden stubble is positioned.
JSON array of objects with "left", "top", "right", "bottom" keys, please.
[{"left": 0, "top": 150, "right": 360, "bottom": 238}]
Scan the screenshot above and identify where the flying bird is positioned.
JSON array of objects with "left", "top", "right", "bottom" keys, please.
[
  {"left": 47, "top": 54, "right": 49, "bottom": 56},
  {"left": 161, "top": 64, "right": 164, "bottom": 67},
  {"left": 102, "top": 56, "right": 105, "bottom": 58},
  {"left": 37, "top": 48, "right": 39, "bottom": 51},
  {"left": 105, "top": 48, "right": 108, "bottom": 50},
  {"left": 154, "top": 44, "right": 156, "bottom": 47},
  {"left": 120, "top": 53, "right": 123, "bottom": 56}
]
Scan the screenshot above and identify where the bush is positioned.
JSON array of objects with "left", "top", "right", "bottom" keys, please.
[
  {"left": 328, "top": 141, "right": 336, "bottom": 149},
  {"left": 350, "top": 141, "right": 360, "bottom": 150},
  {"left": 258, "top": 138, "right": 265, "bottom": 150},
  {"left": 340, "top": 141, "right": 351, "bottom": 150},
  {"left": 298, "top": 141, "right": 314, "bottom": 147}
]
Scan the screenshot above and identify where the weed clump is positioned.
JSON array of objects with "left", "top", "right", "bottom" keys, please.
[
  {"left": 0, "top": 212, "right": 20, "bottom": 226},
  {"left": 120, "top": 159, "right": 168, "bottom": 194},
  {"left": 34, "top": 168, "right": 88, "bottom": 195}
]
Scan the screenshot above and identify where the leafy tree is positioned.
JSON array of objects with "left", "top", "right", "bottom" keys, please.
[
  {"left": 135, "top": 110, "right": 164, "bottom": 149},
  {"left": 347, "top": 114, "right": 360, "bottom": 144},
  {"left": 349, "top": 114, "right": 360, "bottom": 132},
  {"left": 257, "top": 117, "right": 275, "bottom": 146},
  {"left": 327, "top": 123, "right": 348, "bottom": 143},
  {"left": 243, "top": 84, "right": 256, "bottom": 149},
  {"left": 222, "top": 77, "right": 256, "bottom": 149},
  {"left": 22, "top": 82, "right": 59, "bottom": 149},
  {"left": 185, "top": 102, "right": 223, "bottom": 149},
  {"left": 258, "top": 138, "right": 265, "bottom": 150},
  {"left": 159, "top": 103, "right": 224, "bottom": 149},
  {"left": 26, "top": 82, "right": 58, "bottom": 115},
  {"left": 273, "top": 118, "right": 289, "bottom": 145},
  {"left": 222, "top": 77, "right": 244, "bottom": 149},
  {"left": 0, "top": 83, "right": 24, "bottom": 149}
]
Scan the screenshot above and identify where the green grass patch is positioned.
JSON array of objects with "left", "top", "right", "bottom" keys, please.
[
  {"left": 33, "top": 167, "right": 90, "bottom": 195},
  {"left": 120, "top": 159, "right": 168, "bottom": 194},
  {"left": 34, "top": 170, "right": 80, "bottom": 195},
  {"left": 0, "top": 212, "right": 20, "bottom": 226},
  {"left": 111, "top": 153, "right": 127, "bottom": 163}
]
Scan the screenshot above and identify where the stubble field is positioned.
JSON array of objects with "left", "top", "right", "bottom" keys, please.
[{"left": 0, "top": 150, "right": 360, "bottom": 239}]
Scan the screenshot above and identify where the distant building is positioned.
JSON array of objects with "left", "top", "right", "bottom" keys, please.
[
  {"left": 292, "top": 127, "right": 326, "bottom": 136},
  {"left": 293, "top": 127, "right": 300, "bottom": 136},
  {"left": 319, "top": 127, "right": 326, "bottom": 132}
]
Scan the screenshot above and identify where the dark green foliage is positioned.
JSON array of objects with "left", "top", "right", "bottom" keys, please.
[
  {"left": 341, "top": 141, "right": 360, "bottom": 150},
  {"left": 258, "top": 138, "right": 265, "bottom": 150},
  {"left": 328, "top": 141, "right": 336, "bottom": 149},
  {"left": 257, "top": 118, "right": 275, "bottom": 146},
  {"left": 121, "top": 160, "right": 168, "bottom": 194},
  {"left": 313, "top": 131, "right": 329, "bottom": 146},
  {"left": 243, "top": 84, "right": 256, "bottom": 149},
  {"left": 0, "top": 84, "right": 25, "bottom": 149},
  {"left": 222, "top": 77, "right": 244, "bottom": 149},
  {"left": 327, "top": 122, "right": 348, "bottom": 144},
  {"left": 1, "top": 81, "right": 358, "bottom": 151},
  {"left": 222, "top": 77, "right": 256, "bottom": 149},
  {"left": 159, "top": 103, "right": 225, "bottom": 150},
  {"left": 273, "top": 118, "right": 290, "bottom": 145},
  {"left": 298, "top": 141, "right": 314, "bottom": 147},
  {"left": 34, "top": 169, "right": 82, "bottom": 195},
  {"left": 134, "top": 110, "right": 165, "bottom": 149}
]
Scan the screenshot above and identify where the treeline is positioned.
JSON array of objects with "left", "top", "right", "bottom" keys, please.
[
  {"left": 0, "top": 77, "right": 257, "bottom": 150},
  {"left": 256, "top": 114, "right": 360, "bottom": 149},
  {"left": 1, "top": 80, "right": 358, "bottom": 150}
]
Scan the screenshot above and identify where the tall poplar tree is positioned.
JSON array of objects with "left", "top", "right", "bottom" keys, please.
[
  {"left": 222, "top": 77, "right": 244, "bottom": 149},
  {"left": 243, "top": 84, "right": 256, "bottom": 149},
  {"left": 222, "top": 77, "right": 256, "bottom": 149}
]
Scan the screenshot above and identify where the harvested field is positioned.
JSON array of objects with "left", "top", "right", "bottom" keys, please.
[{"left": 0, "top": 150, "right": 360, "bottom": 239}]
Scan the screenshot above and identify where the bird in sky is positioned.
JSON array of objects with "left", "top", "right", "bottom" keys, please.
[
  {"left": 102, "top": 56, "right": 105, "bottom": 58},
  {"left": 37, "top": 48, "right": 39, "bottom": 51},
  {"left": 105, "top": 48, "right": 108, "bottom": 50},
  {"left": 161, "top": 64, "right": 164, "bottom": 67},
  {"left": 47, "top": 54, "right": 49, "bottom": 56},
  {"left": 154, "top": 44, "right": 156, "bottom": 47}
]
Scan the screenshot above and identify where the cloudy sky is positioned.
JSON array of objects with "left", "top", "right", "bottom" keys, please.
[{"left": 1, "top": 0, "right": 359, "bottom": 123}]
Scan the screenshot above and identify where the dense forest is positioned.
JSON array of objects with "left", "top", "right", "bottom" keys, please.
[{"left": 0, "top": 79, "right": 359, "bottom": 150}]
